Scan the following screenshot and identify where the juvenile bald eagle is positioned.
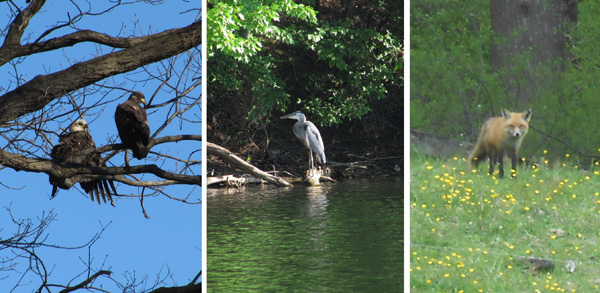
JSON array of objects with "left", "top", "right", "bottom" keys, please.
[
  {"left": 49, "top": 119, "right": 117, "bottom": 206},
  {"left": 115, "top": 92, "right": 151, "bottom": 159}
]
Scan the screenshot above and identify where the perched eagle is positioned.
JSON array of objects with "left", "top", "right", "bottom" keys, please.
[
  {"left": 115, "top": 92, "right": 151, "bottom": 159},
  {"left": 49, "top": 119, "right": 117, "bottom": 206}
]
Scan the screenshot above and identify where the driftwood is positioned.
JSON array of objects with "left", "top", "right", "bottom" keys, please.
[
  {"left": 207, "top": 175, "right": 265, "bottom": 187},
  {"left": 207, "top": 142, "right": 292, "bottom": 187}
]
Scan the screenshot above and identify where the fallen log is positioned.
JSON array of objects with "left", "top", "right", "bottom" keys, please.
[{"left": 207, "top": 142, "right": 292, "bottom": 187}]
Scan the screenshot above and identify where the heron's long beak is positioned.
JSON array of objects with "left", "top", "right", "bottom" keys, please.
[{"left": 281, "top": 113, "right": 294, "bottom": 119}]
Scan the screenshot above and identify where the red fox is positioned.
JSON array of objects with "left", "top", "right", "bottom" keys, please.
[{"left": 468, "top": 108, "right": 532, "bottom": 178}]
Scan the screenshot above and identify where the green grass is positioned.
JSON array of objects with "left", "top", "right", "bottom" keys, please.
[{"left": 410, "top": 151, "right": 600, "bottom": 292}]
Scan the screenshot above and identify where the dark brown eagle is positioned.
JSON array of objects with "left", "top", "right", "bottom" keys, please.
[
  {"left": 115, "top": 92, "right": 151, "bottom": 159},
  {"left": 49, "top": 119, "right": 117, "bottom": 206}
]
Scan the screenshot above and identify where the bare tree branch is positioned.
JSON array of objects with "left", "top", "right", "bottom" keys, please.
[
  {"left": 0, "top": 21, "right": 201, "bottom": 125},
  {"left": 1, "top": 0, "right": 45, "bottom": 51},
  {"left": 57, "top": 270, "right": 112, "bottom": 293}
]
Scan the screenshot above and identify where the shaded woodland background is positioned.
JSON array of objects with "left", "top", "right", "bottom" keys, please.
[
  {"left": 207, "top": 0, "right": 402, "bottom": 178},
  {"left": 411, "top": 0, "right": 600, "bottom": 166}
]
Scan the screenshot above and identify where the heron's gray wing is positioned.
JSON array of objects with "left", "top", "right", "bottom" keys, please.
[{"left": 304, "top": 121, "right": 326, "bottom": 164}]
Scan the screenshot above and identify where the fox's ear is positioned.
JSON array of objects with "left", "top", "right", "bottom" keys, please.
[
  {"left": 501, "top": 108, "right": 511, "bottom": 119},
  {"left": 523, "top": 109, "right": 532, "bottom": 122}
]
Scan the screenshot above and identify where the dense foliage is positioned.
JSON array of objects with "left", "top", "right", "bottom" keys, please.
[
  {"left": 411, "top": 1, "right": 600, "bottom": 164},
  {"left": 207, "top": 0, "right": 402, "bottom": 127}
]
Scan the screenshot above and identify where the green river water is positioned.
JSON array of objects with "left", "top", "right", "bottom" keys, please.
[{"left": 207, "top": 177, "right": 403, "bottom": 292}]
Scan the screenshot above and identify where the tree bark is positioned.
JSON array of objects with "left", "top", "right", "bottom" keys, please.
[{"left": 490, "top": 0, "right": 577, "bottom": 105}]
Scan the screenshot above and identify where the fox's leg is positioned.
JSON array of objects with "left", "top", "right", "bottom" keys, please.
[
  {"left": 509, "top": 150, "right": 518, "bottom": 178},
  {"left": 498, "top": 152, "right": 505, "bottom": 178},
  {"left": 488, "top": 153, "right": 495, "bottom": 176}
]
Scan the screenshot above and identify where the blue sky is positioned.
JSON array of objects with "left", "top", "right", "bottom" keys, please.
[{"left": 0, "top": 1, "right": 202, "bottom": 291}]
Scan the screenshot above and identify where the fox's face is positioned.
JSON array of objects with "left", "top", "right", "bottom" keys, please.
[{"left": 502, "top": 109, "right": 532, "bottom": 139}]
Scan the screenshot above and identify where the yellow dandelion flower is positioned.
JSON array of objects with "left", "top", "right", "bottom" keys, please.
[{"left": 544, "top": 150, "right": 548, "bottom": 154}]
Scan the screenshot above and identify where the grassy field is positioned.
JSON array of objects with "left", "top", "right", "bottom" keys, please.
[{"left": 410, "top": 151, "right": 600, "bottom": 292}]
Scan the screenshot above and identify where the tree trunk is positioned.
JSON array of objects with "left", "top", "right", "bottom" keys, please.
[{"left": 490, "top": 0, "right": 577, "bottom": 106}]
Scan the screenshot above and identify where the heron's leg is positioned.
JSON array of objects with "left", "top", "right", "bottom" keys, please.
[{"left": 308, "top": 151, "right": 314, "bottom": 176}]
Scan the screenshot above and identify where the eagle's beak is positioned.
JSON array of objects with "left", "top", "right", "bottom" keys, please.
[{"left": 141, "top": 98, "right": 147, "bottom": 107}]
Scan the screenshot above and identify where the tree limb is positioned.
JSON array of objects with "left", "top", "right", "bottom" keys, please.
[
  {"left": 58, "top": 270, "right": 112, "bottom": 293},
  {"left": 0, "top": 135, "right": 202, "bottom": 189},
  {"left": 207, "top": 142, "right": 292, "bottom": 187},
  {"left": 149, "top": 283, "right": 202, "bottom": 293},
  {"left": 1, "top": 0, "right": 45, "bottom": 51},
  {"left": 0, "top": 20, "right": 202, "bottom": 125}
]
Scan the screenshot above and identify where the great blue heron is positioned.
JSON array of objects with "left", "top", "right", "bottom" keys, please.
[{"left": 281, "top": 111, "right": 326, "bottom": 172}]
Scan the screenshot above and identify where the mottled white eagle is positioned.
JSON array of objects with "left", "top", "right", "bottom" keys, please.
[{"left": 49, "top": 119, "right": 117, "bottom": 206}]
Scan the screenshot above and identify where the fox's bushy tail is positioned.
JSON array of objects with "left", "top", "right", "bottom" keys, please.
[{"left": 468, "top": 134, "right": 487, "bottom": 168}]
